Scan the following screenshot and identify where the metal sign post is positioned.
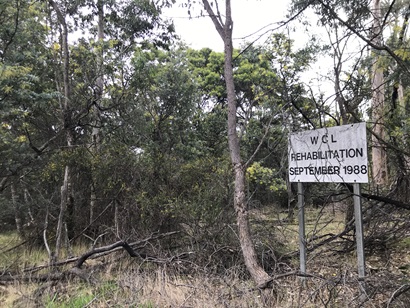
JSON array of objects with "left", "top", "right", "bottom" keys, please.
[
  {"left": 353, "top": 183, "right": 366, "bottom": 278},
  {"left": 298, "top": 182, "right": 306, "bottom": 277}
]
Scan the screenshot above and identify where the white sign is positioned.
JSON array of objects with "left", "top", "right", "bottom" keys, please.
[{"left": 288, "top": 123, "right": 368, "bottom": 183}]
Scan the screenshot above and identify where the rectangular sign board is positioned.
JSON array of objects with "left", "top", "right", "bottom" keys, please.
[{"left": 288, "top": 123, "right": 368, "bottom": 183}]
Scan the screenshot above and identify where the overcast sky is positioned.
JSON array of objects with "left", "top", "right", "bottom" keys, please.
[
  {"left": 163, "top": 0, "right": 291, "bottom": 51},
  {"left": 162, "top": 1, "right": 344, "bottom": 104}
]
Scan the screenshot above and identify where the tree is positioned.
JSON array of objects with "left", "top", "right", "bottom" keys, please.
[
  {"left": 200, "top": 0, "right": 270, "bottom": 286},
  {"left": 89, "top": 0, "right": 105, "bottom": 227},
  {"left": 47, "top": 0, "right": 77, "bottom": 262},
  {"left": 0, "top": 0, "right": 59, "bottom": 236},
  {"left": 371, "top": 0, "right": 388, "bottom": 186}
]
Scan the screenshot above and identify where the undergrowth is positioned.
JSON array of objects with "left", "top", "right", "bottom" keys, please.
[{"left": 1, "top": 204, "right": 409, "bottom": 307}]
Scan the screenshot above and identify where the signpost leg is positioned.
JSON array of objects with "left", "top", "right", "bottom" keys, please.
[
  {"left": 353, "top": 183, "right": 366, "bottom": 279},
  {"left": 298, "top": 182, "right": 306, "bottom": 278}
]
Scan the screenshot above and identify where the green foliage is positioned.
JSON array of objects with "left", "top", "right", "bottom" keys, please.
[
  {"left": 246, "top": 162, "right": 286, "bottom": 193},
  {"left": 187, "top": 48, "right": 226, "bottom": 101},
  {"left": 0, "top": 0, "right": 322, "bottom": 264},
  {"left": 2, "top": 0, "right": 410, "bottom": 303}
]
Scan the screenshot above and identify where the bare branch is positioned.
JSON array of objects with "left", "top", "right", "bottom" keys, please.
[
  {"left": 22, "top": 231, "right": 179, "bottom": 273},
  {"left": 202, "top": 0, "right": 224, "bottom": 38},
  {"left": 316, "top": 0, "right": 410, "bottom": 75},
  {"left": 75, "top": 241, "right": 139, "bottom": 268}
]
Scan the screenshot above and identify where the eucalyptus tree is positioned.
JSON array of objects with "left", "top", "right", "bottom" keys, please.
[
  {"left": 46, "top": 0, "right": 76, "bottom": 261},
  {"left": 177, "top": 0, "right": 321, "bottom": 286},
  {"left": 191, "top": 0, "right": 270, "bottom": 285},
  {"left": 369, "top": 0, "right": 388, "bottom": 186}
]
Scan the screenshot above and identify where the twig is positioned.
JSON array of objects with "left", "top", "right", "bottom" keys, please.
[
  {"left": 256, "top": 270, "right": 300, "bottom": 289},
  {"left": 386, "top": 284, "right": 410, "bottom": 307}
]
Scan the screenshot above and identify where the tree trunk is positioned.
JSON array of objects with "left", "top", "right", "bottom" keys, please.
[
  {"left": 55, "top": 165, "right": 71, "bottom": 261},
  {"left": 202, "top": 0, "right": 270, "bottom": 286},
  {"left": 114, "top": 199, "right": 120, "bottom": 237},
  {"left": 371, "top": 0, "right": 388, "bottom": 186},
  {"left": 49, "top": 0, "right": 74, "bottom": 262},
  {"left": 93, "top": 0, "right": 104, "bottom": 149},
  {"left": 11, "top": 182, "right": 24, "bottom": 237},
  {"left": 395, "top": 5, "right": 410, "bottom": 201},
  {"left": 90, "top": 0, "right": 104, "bottom": 227},
  {"left": 23, "top": 188, "right": 35, "bottom": 225}
]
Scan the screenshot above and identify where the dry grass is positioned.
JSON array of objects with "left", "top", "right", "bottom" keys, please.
[
  {"left": 1, "top": 204, "right": 410, "bottom": 307},
  {"left": 3, "top": 264, "right": 408, "bottom": 307}
]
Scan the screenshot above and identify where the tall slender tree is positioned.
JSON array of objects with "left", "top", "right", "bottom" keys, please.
[
  {"left": 201, "top": 0, "right": 270, "bottom": 286},
  {"left": 89, "top": 0, "right": 105, "bottom": 229},
  {"left": 48, "top": 0, "right": 75, "bottom": 262},
  {"left": 371, "top": 0, "right": 388, "bottom": 186}
]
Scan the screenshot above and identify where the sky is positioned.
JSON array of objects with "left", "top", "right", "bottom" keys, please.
[
  {"left": 162, "top": 1, "right": 343, "bottom": 104},
  {"left": 162, "top": 0, "right": 291, "bottom": 51}
]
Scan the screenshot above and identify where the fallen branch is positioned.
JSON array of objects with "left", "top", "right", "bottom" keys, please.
[
  {"left": 75, "top": 241, "right": 138, "bottom": 268},
  {"left": 1, "top": 231, "right": 180, "bottom": 284},
  {"left": 22, "top": 231, "right": 179, "bottom": 273},
  {"left": 344, "top": 183, "right": 410, "bottom": 211},
  {"left": 256, "top": 270, "right": 326, "bottom": 290}
]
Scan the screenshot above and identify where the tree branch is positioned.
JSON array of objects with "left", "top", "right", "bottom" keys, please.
[
  {"left": 202, "top": 0, "right": 224, "bottom": 38},
  {"left": 75, "top": 241, "right": 139, "bottom": 268},
  {"left": 316, "top": 0, "right": 410, "bottom": 75},
  {"left": 1, "top": 0, "right": 21, "bottom": 58}
]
